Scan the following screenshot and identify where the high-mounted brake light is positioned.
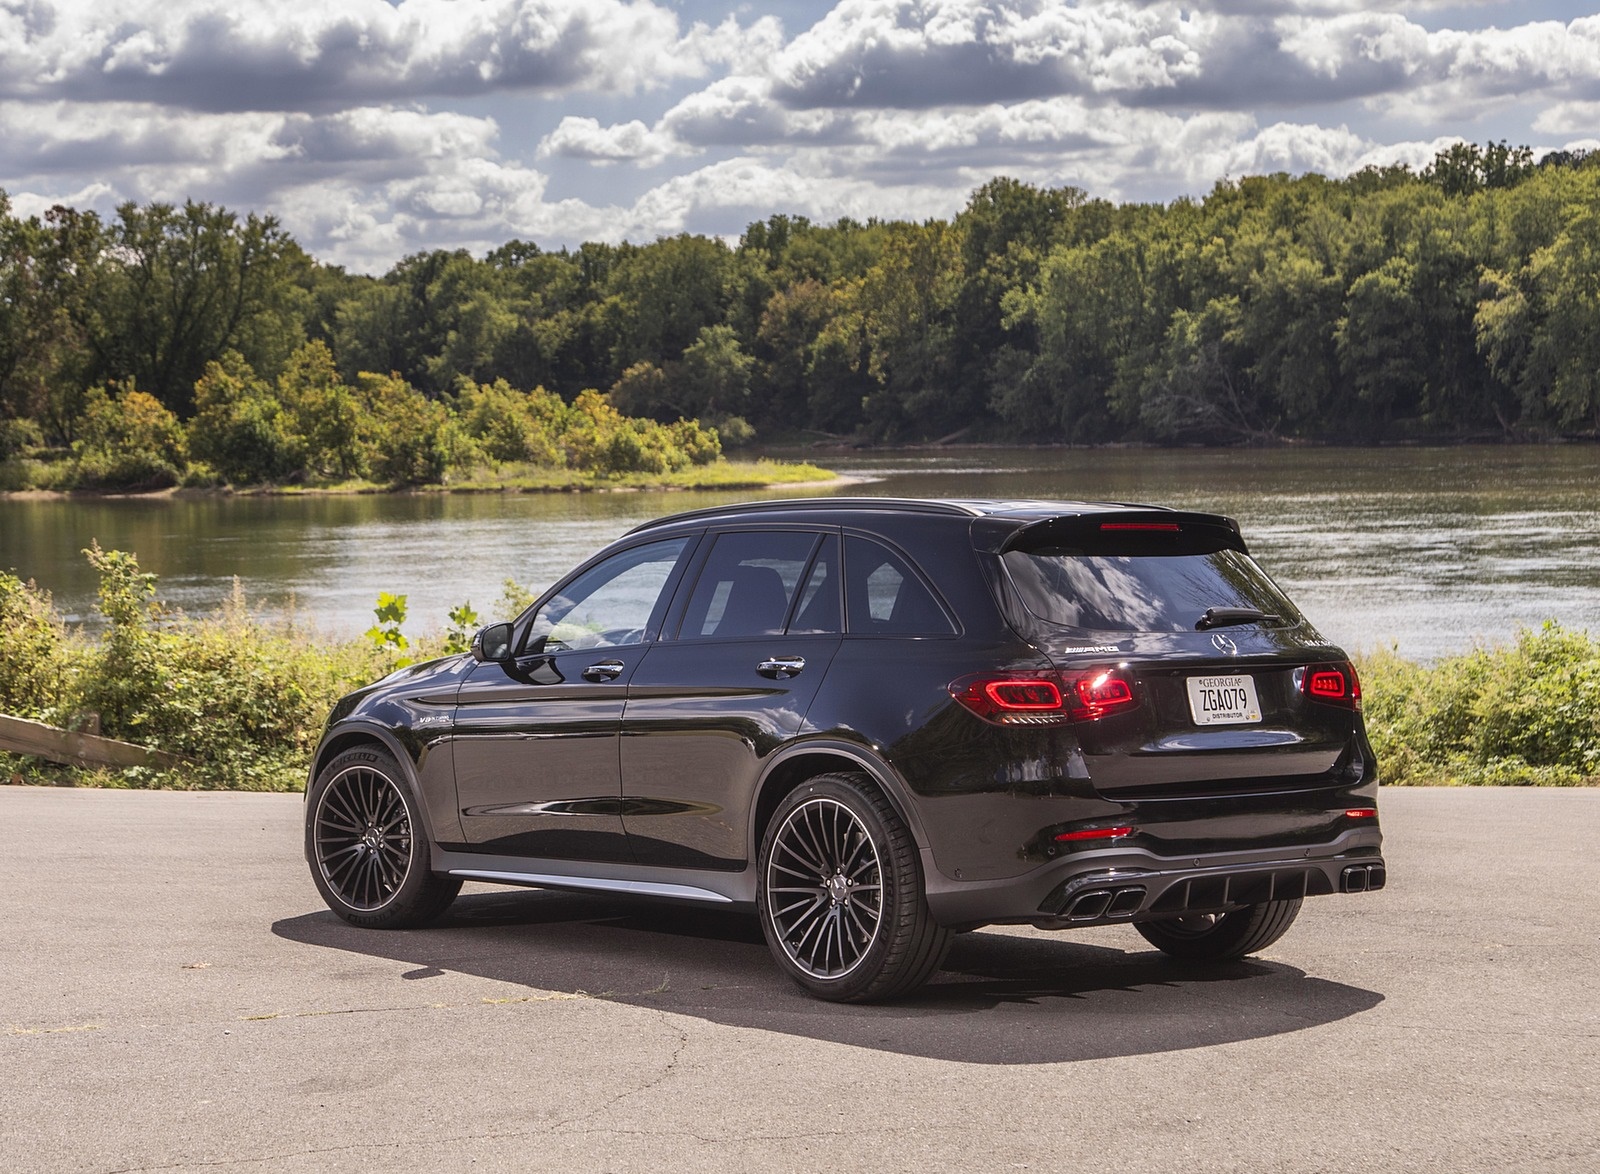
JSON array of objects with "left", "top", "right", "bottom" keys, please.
[
  {"left": 1055, "top": 825, "right": 1134, "bottom": 842},
  {"left": 1303, "top": 662, "right": 1362, "bottom": 711},
  {"left": 1099, "top": 522, "right": 1180, "bottom": 532}
]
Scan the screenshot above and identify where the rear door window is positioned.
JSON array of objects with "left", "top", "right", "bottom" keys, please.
[
  {"left": 678, "top": 531, "right": 820, "bottom": 639},
  {"left": 1002, "top": 547, "right": 1303, "bottom": 633}
]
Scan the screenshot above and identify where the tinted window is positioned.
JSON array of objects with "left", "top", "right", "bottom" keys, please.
[
  {"left": 680, "top": 531, "right": 819, "bottom": 639},
  {"left": 1002, "top": 548, "right": 1303, "bottom": 633},
  {"left": 844, "top": 536, "right": 954, "bottom": 635},
  {"left": 526, "top": 538, "right": 689, "bottom": 652},
  {"left": 788, "top": 534, "right": 841, "bottom": 634}
]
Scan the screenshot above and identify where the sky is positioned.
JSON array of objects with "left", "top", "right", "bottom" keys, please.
[{"left": 3, "top": 0, "right": 1598, "bottom": 272}]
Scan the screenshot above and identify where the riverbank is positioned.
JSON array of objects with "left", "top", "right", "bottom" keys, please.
[{"left": 0, "top": 457, "right": 839, "bottom": 499}]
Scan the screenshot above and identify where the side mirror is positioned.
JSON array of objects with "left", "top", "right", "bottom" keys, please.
[{"left": 471, "top": 621, "right": 515, "bottom": 663}]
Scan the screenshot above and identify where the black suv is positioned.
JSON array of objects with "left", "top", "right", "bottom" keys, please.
[{"left": 305, "top": 498, "right": 1385, "bottom": 1001}]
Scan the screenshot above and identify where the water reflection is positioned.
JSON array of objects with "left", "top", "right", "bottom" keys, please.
[{"left": 1, "top": 444, "right": 1596, "bottom": 660}]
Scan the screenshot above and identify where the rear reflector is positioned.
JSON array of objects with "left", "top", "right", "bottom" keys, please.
[
  {"left": 1344, "top": 808, "right": 1377, "bottom": 820},
  {"left": 1055, "top": 826, "right": 1134, "bottom": 842}
]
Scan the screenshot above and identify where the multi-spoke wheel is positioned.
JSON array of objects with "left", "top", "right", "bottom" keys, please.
[
  {"left": 1135, "top": 898, "right": 1302, "bottom": 962},
  {"left": 758, "top": 773, "right": 950, "bottom": 1002},
  {"left": 306, "top": 746, "right": 460, "bottom": 929}
]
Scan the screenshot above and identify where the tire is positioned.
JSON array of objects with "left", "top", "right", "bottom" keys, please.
[
  {"left": 1134, "top": 898, "right": 1302, "bottom": 962},
  {"left": 757, "top": 772, "right": 951, "bottom": 1002},
  {"left": 306, "top": 745, "right": 461, "bottom": 929}
]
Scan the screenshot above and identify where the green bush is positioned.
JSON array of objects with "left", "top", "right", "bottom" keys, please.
[
  {"left": 1359, "top": 623, "right": 1600, "bottom": 786},
  {"left": 457, "top": 378, "right": 562, "bottom": 466},
  {"left": 560, "top": 389, "right": 722, "bottom": 475},
  {"left": 359, "top": 372, "right": 471, "bottom": 485},
  {"left": 0, "top": 571, "right": 70, "bottom": 719},
  {"left": 3, "top": 549, "right": 406, "bottom": 791},
  {"left": 188, "top": 353, "right": 301, "bottom": 484},
  {"left": 0, "top": 417, "right": 43, "bottom": 461},
  {"left": 72, "top": 384, "right": 187, "bottom": 489}
]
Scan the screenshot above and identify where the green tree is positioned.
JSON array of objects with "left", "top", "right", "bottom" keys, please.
[
  {"left": 91, "top": 201, "right": 311, "bottom": 413},
  {"left": 188, "top": 352, "right": 299, "bottom": 485}
]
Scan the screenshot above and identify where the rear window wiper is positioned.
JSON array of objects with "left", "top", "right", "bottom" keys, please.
[{"left": 1195, "top": 606, "right": 1281, "bottom": 630}]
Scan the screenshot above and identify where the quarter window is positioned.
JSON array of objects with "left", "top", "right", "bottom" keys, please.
[{"left": 844, "top": 536, "right": 954, "bottom": 635}]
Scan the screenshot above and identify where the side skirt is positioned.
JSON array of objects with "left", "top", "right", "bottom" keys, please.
[{"left": 432, "top": 847, "right": 757, "bottom": 907}]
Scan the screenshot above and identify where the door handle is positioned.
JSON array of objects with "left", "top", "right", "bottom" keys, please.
[
  {"left": 582, "top": 659, "right": 626, "bottom": 683},
  {"left": 756, "top": 656, "right": 806, "bottom": 680}
]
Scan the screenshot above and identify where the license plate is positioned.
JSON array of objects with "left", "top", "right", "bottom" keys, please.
[{"left": 1186, "top": 675, "right": 1262, "bottom": 726}]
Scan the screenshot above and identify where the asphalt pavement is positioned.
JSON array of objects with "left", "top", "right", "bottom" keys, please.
[{"left": 1, "top": 784, "right": 1596, "bottom": 1173}]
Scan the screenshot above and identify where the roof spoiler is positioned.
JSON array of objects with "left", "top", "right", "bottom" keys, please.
[{"left": 996, "top": 510, "right": 1249, "bottom": 556}]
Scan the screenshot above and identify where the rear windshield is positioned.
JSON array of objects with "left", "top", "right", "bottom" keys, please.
[{"left": 1002, "top": 548, "right": 1303, "bottom": 634}]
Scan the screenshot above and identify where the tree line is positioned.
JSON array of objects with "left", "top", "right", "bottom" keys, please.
[{"left": 4, "top": 140, "right": 1599, "bottom": 480}]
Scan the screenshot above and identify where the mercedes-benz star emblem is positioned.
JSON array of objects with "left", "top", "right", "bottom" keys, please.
[{"left": 1210, "top": 632, "right": 1238, "bottom": 655}]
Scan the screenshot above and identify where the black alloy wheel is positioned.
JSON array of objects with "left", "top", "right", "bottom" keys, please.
[
  {"left": 306, "top": 746, "right": 460, "bottom": 929},
  {"left": 758, "top": 773, "right": 950, "bottom": 1002},
  {"left": 1134, "top": 898, "right": 1302, "bottom": 962}
]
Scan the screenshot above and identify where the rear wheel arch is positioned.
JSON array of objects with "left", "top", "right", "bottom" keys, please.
[{"left": 751, "top": 742, "right": 927, "bottom": 861}]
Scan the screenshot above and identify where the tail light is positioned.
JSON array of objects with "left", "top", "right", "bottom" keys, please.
[
  {"left": 949, "top": 667, "right": 1137, "bottom": 726},
  {"left": 1067, "top": 669, "right": 1137, "bottom": 720},
  {"left": 1302, "top": 662, "right": 1362, "bottom": 711}
]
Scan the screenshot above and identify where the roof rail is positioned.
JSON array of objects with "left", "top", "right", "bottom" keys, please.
[{"left": 624, "top": 497, "right": 981, "bottom": 535}]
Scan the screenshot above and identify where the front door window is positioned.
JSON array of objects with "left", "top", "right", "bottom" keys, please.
[{"left": 527, "top": 537, "right": 689, "bottom": 652}]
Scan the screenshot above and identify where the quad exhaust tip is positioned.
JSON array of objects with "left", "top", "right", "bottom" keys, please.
[
  {"left": 1341, "top": 863, "right": 1386, "bottom": 893},
  {"left": 1062, "top": 885, "right": 1147, "bottom": 921}
]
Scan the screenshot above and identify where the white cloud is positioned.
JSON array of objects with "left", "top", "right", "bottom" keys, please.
[
  {"left": 1533, "top": 100, "right": 1600, "bottom": 135},
  {"left": 0, "top": 0, "right": 719, "bottom": 110},
  {"left": 4, "top": 0, "right": 1598, "bottom": 272},
  {"left": 760, "top": 2, "right": 1600, "bottom": 114},
  {"left": 537, "top": 116, "right": 685, "bottom": 165}
]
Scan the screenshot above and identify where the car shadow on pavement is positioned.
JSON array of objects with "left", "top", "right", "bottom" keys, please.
[{"left": 273, "top": 888, "right": 1383, "bottom": 1065}]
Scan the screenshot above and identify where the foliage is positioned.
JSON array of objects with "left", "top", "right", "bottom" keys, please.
[
  {"left": 365, "top": 592, "right": 410, "bottom": 655},
  {"left": 0, "top": 551, "right": 402, "bottom": 791},
  {"left": 189, "top": 352, "right": 300, "bottom": 484},
  {"left": 7, "top": 142, "right": 1600, "bottom": 474},
  {"left": 1358, "top": 623, "right": 1600, "bottom": 786},
  {"left": 72, "top": 383, "right": 187, "bottom": 489},
  {"left": 497, "top": 578, "right": 538, "bottom": 620},
  {"left": 0, "top": 571, "right": 69, "bottom": 719},
  {"left": 444, "top": 602, "right": 480, "bottom": 655}
]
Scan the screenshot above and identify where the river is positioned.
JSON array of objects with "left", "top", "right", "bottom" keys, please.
[{"left": 2, "top": 445, "right": 1596, "bottom": 661}]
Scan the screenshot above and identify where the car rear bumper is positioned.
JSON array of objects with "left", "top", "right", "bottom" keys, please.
[{"left": 921, "top": 826, "right": 1385, "bottom": 929}]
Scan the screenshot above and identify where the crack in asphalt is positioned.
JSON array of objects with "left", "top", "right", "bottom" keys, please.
[{"left": 102, "top": 992, "right": 710, "bottom": 1174}]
